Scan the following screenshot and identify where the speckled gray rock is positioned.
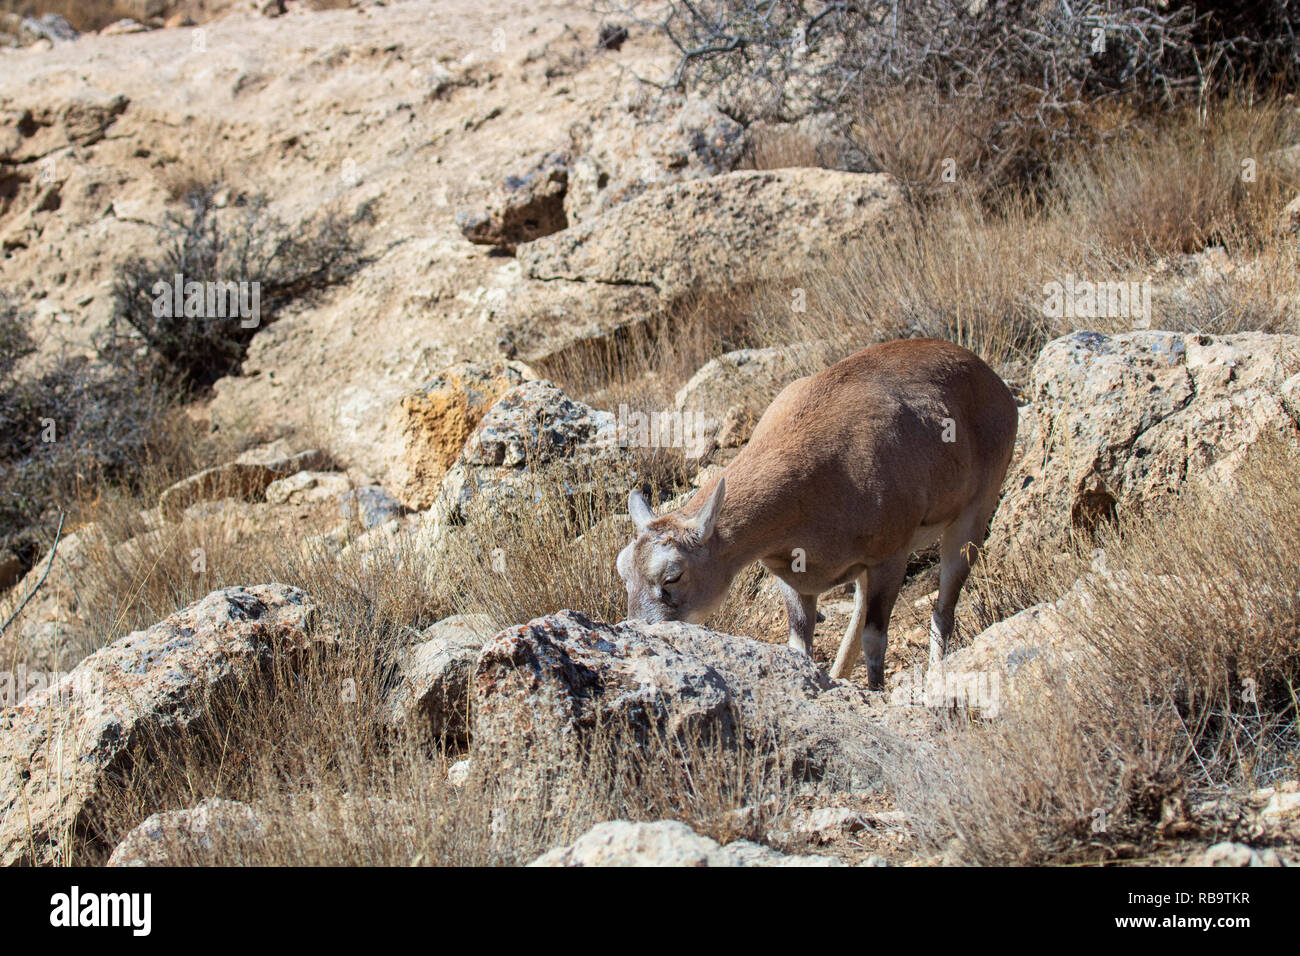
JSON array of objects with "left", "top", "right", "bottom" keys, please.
[
  {"left": 0, "top": 585, "right": 325, "bottom": 866},
  {"left": 339, "top": 485, "right": 406, "bottom": 528},
  {"left": 991, "top": 331, "right": 1300, "bottom": 549},
  {"left": 384, "top": 614, "right": 496, "bottom": 744},
  {"left": 107, "top": 798, "right": 269, "bottom": 866},
  {"left": 472, "top": 610, "right": 885, "bottom": 809},
  {"left": 435, "top": 380, "right": 618, "bottom": 523},
  {"left": 386, "top": 360, "right": 540, "bottom": 511},
  {"left": 529, "top": 820, "right": 843, "bottom": 867},
  {"left": 1196, "top": 842, "right": 1285, "bottom": 867}
]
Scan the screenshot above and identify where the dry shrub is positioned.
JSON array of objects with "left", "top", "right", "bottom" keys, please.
[
  {"left": 153, "top": 130, "right": 232, "bottom": 206},
  {"left": 882, "top": 441, "right": 1300, "bottom": 864},
  {"left": 1053, "top": 98, "right": 1298, "bottom": 256},
  {"left": 65, "top": 515, "right": 800, "bottom": 864},
  {"left": 747, "top": 192, "right": 1087, "bottom": 378},
  {"left": 737, "top": 121, "right": 839, "bottom": 171},
  {"left": 35, "top": 436, "right": 808, "bottom": 864},
  {"left": 852, "top": 91, "right": 1050, "bottom": 203}
]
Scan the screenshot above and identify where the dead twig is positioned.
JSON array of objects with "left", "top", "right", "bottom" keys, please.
[{"left": 0, "top": 512, "right": 66, "bottom": 635}]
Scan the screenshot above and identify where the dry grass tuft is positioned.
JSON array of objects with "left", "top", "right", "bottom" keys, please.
[{"left": 883, "top": 441, "right": 1300, "bottom": 864}]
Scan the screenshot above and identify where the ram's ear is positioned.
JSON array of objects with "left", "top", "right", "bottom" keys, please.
[
  {"left": 689, "top": 477, "right": 725, "bottom": 540},
  {"left": 628, "top": 489, "right": 655, "bottom": 532}
]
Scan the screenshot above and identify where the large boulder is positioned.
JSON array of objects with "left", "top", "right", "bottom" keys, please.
[
  {"left": 493, "top": 168, "right": 902, "bottom": 364},
  {"left": 0, "top": 585, "right": 324, "bottom": 865},
  {"left": 435, "top": 380, "right": 618, "bottom": 523},
  {"left": 528, "top": 819, "right": 842, "bottom": 867},
  {"left": 990, "top": 331, "right": 1300, "bottom": 549},
  {"left": 523, "top": 167, "right": 900, "bottom": 296},
  {"left": 674, "top": 343, "right": 830, "bottom": 446},
  {"left": 386, "top": 360, "right": 539, "bottom": 511},
  {"left": 471, "top": 610, "right": 884, "bottom": 811}
]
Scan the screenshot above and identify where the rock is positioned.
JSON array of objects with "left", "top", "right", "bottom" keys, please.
[
  {"left": 990, "top": 331, "right": 1300, "bottom": 549},
  {"left": 675, "top": 343, "right": 826, "bottom": 421},
  {"left": 716, "top": 404, "right": 755, "bottom": 448},
  {"left": 107, "top": 799, "right": 269, "bottom": 866},
  {"left": 789, "top": 806, "right": 869, "bottom": 843},
  {"left": 0, "top": 523, "right": 109, "bottom": 670},
  {"left": 264, "top": 470, "right": 353, "bottom": 506},
  {"left": 472, "top": 610, "right": 884, "bottom": 812},
  {"left": 20, "top": 14, "right": 78, "bottom": 44},
  {"left": 0, "top": 585, "right": 325, "bottom": 865},
  {"left": 1258, "top": 786, "right": 1300, "bottom": 825},
  {"left": 528, "top": 820, "right": 842, "bottom": 867},
  {"left": 1196, "top": 842, "right": 1284, "bottom": 867},
  {"left": 338, "top": 486, "right": 406, "bottom": 529},
  {"left": 435, "top": 380, "right": 618, "bottom": 523},
  {"left": 563, "top": 94, "right": 746, "bottom": 225},
  {"left": 524, "top": 169, "right": 900, "bottom": 296},
  {"left": 387, "top": 360, "right": 539, "bottom": 511},
  {"left": 447, "top": 758, "right": 472, "bottom": 788},
  {"left": 159, "top": 449, "right": 330, "bottom": 520},
  {"left": 100, "top": 19, "right": 152, "bottom": 36},
  {"left": 499, "top": 169, "right": 901, "bottom": 363},
  {"left": 384, "top": 614, "right": 496, "bottom": 744},
  {"left": 0, "top": 90, "right": 129, "bottom": 164},
  {"left": 892, "top": 595, "right": 1078, "bottom": 718},
  {"left": 456, "top": 152, "right": 568, "bottom": 249}
]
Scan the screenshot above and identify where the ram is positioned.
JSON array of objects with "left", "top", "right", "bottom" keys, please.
[{"left": 617, "top": 338, "right": 1017, "bottom": 688}]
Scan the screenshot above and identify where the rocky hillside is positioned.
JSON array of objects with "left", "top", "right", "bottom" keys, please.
[{"left": 1, "top": 1, "right": 1299, "bottom": 868}]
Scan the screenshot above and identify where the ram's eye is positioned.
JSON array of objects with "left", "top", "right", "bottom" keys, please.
[{"left": 662, "top": 572, "right": 681, "bottom": 586}]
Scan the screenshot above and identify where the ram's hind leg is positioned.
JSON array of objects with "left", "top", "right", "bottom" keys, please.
[
  {"left": 830, "top": 552, "right": 909, "bottom": 689},
  {"left": 829, "top": 571, "right": 869, "bottom": 680},
  {"left": 931, "top": 497, "right": 999, "bottom": 666}
]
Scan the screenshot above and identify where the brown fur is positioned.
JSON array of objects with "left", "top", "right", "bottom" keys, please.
[{"left": 618, "top": 338, "right": 1018, "bottom": 687}]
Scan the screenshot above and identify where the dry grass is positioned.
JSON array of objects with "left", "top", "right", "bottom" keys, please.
[
  {"left": 1054, "top": 98, "right": 1299, "bottom": 257},
  {"left": 88, "top": 677, "right": 797, "bottom": 865},
  {"left": 738, "top": 121, "right": 841, "bottom": 171},
  {"left": 882, "top": 442, "right": 1300, "bottom": 865}
]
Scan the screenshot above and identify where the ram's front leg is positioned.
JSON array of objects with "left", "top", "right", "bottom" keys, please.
[{"left": 774, "top": 577, "right": 817, "bottom": 657}]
